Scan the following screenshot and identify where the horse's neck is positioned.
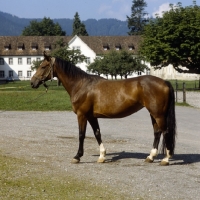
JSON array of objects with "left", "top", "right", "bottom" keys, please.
[{"left": 55, "top": 66, "right": 82, "bottom": 96}]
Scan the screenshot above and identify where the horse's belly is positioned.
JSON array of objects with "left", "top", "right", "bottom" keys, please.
[{"left": 93, "top": 102, "right": 143, "bottom": 118}]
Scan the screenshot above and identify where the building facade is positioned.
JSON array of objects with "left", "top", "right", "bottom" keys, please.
[{"left": 0, "top": 35, "right": 199, "bottom": 81}]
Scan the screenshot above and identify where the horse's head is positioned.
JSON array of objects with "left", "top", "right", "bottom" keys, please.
[{"left": 31, "top": 51, "right": 55, "bottom": 89}]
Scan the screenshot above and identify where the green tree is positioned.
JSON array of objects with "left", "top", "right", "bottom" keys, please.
[
  {"left": 31, "top": 38, "right": 86, "bottom": 70},
  {"left": 139, "top": 1, "right": 200, "bottom": 74},
  {"left": 87, "top": 58, "right": 105, "bottom": 76},
  {"left": 31, "top": 60, "right": 42, "bottom": 71},
  {"left": 127, "top": 0, "right": 148, "bottom": 35},
  {"left": 22, "top": 17, "right": 66, "bottom": 36},
  {"left": 87, "top": 50, "right": 147, "bottom": 79},
  {"left": 50, "top": 38, "right": 86, "bottom": 64},
  {"left": 72, "top": 12, "right": 88, "bottom": 36}
]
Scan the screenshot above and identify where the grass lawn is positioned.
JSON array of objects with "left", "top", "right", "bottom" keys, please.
[{"left": 0, "top": 80, "right": 72, "bottom": 111}]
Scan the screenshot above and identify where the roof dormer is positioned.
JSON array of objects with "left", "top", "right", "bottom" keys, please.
[
  {"left": 115, "top": 43, "right": 121, "bottom": 50},
  {"left": 103, "top": 43, "right": 109, "bottom": 50},
  {"left": 44, "top": 42, "right": 51, "bottom": 50},
  {"left": 17, "top": 42, "right": 24, "bottom": 50},
  {"left": 4, "top": 43, "right": 11, "bottom": 50},
  {"left": 31, "top": 42, "right": 38, "bottom": 50},
  {"left": 128, "top": 43, "right": 135, "bottom": 50}
]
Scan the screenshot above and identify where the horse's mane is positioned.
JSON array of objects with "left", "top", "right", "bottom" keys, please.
[{"left": 55, "top": 57, "right": 104, "bottom": 80}]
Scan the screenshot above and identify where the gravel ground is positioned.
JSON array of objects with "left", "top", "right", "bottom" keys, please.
[
  {"left": 177, "top": 91, "right": 200, "bottom": 108},
  {"left": 0, "top": 92, "right": 200, "bottom": 200}
]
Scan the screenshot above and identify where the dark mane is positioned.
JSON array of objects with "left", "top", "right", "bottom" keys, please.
[{"left": 55, "top": 57, "right": 105, "bottom": 81}]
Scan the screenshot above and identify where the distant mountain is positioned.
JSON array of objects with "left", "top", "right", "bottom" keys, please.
[{"left": 0, "top": 11, "right": 129, "bottom": 36}]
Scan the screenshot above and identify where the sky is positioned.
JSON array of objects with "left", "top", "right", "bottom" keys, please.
[{"left": 0, "top": 0, "right": 196, "bottom": 21}]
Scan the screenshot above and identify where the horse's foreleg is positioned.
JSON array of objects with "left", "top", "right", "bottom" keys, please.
[
  {"left": 145, "top": 115, "right": 161, "bottom": 163},
  {"left": 88, "top": 117, "right": 106, "bottom": 163},
  {"left": 72, "top": 114, "right": 87, "bottom": 164}
]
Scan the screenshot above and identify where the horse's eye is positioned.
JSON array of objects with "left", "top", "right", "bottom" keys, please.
[{"left": 41, "top": 66, "right": 46, "bottom": 69}]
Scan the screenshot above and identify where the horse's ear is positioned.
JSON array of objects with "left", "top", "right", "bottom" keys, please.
[{"left": 43, "top": 51, "right": 51, "bottom": 61}]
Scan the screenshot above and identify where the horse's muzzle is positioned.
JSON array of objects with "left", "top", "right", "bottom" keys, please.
[{"left": 30, "top": 76, "right": 41, "bottom": 89}]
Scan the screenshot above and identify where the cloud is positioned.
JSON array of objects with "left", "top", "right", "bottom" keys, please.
[
  {"left": 152, "top": 3, "right": 171, "bottom": 17},
  {"left": 98, "top": 0, "right": 131, "bottom": 20}
]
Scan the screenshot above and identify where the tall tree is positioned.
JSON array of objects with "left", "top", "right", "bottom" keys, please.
[
  {"left": 139, "top": 1, "right": 200, "bottom": 74},
  {"left": 127, "top": 0, "right": 148, "bottom": 35},
  {"left": 72, "top": 12, "right": 89, "bottom": 36},
  {"left": 22, "top": 17, "right": 66, "bottom": 36}
]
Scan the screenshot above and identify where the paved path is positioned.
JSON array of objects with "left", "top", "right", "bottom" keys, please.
[{"left": 0, "top": 106, "right": 200, "bottom": 199}]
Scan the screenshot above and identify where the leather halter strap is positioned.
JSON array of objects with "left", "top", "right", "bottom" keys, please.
[{"left": 33, "top": 57, "right": 55, "bottom": 82}]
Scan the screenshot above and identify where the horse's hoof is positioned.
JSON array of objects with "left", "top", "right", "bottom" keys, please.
[
  {"left": 160, "top": 161, "right": 169, "bottom": 166},
  {"left": 145, "top": 157, "right": 154, "bottom": 163},
  {"left": 71, "top": 158, "right": 80, "bottom": 164},
  {"left": 97, "top": 157, "right": 106, "bottom": 163}
]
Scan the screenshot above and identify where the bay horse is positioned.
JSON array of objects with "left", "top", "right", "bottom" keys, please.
[{"left": 31, "top": 52, "right": 176, "bottom": 166}]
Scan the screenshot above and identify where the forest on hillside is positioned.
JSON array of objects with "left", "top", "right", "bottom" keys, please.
[{"left": 0, "top": 11, "right": 129, "bottom": 36}]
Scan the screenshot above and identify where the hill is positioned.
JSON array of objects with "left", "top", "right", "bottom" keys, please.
[{"left": 0, "top": 11, "right": 129, "bottom": 36}]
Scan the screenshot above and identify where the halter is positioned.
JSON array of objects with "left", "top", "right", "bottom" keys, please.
[{"left": 33, "top": 57, "right": 55, "bottom": 91}]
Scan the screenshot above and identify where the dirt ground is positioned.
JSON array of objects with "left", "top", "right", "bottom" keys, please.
[{"left": 0, "top": 106, "right": 200, "bottom": 199}]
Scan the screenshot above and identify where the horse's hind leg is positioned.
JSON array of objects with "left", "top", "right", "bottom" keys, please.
[
  {"left": 160, "top": 130, "right": 172, "bottom": 166},
  {"left": 88, "top": 117, "right": 106, "bottom": 163},
  {"left": 145, "top": 115, "right": 162, "bottom": 163}
]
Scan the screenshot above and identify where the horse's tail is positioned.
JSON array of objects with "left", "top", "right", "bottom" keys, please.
[{"left": 162, "top": 81, "right": 177, "bottom": 155}]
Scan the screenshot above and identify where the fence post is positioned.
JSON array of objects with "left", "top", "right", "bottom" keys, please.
[
  {"left": 183, "top": 82, "right": 186, "bottom": 103},
  {"left": 175, "top": 80, "right": 178, "bottom": 103}
]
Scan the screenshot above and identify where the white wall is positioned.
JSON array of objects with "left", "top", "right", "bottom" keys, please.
[
  {"left": 1, "top": 56, "right": 43, "bottom": 81},
  {"left": 150, "top": 64, "right": 200, "bottom": 80},
  {"left": 68, "top": 36, "right": 96, "bottom": 72}
]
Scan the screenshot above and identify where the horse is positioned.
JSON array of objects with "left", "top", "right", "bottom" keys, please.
[{"left": 31, "top": 51, "right": 176, "bottom": 166}]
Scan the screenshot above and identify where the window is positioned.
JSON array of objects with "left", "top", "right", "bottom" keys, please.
[
  {"left": 137, "top": 71, "right": 142, "bottom": 76},
  {"left": 103, "top": 43, "right": 109, "bottom": 51},
  {"left": 4, "top": 43, "right": 11, "bottom": 50},
  {"left": 17, "top": 43, "right": 24, "bottom": 50},
  {"left": 27, "top": 58, "right": 31, "bottom": 65},
  {"left": 18, "top": 58, "right": 22, "bottom": 65},
  {"left": 85, "top": 57, "right": 91, "bottom": 64},
  {"left": 128, "top": 44, "right": 134, "bottom": 50},
  {"left": 0, "top": 58, "right": 4, "bottom": 65},
  {"left": 9, "top": 71, "right": 13, "bottom": 77},
  {"left": 27, "top": 71, "right": 32, "bottom": 77},
  {"left": 18, "top": 71, "right": 23, "bottom": 77},
  {"left": 115, "top": 44, "right": 121, "bottom": 51},
  {"left": 73, "top": 46, "right": 80, "bottom": 50},
  {"left": 0, "top": 71, "right": 4, "bottom": 78},
  {"left": 31, "top": 43, "right": 38, "bottom": 50},
  {"left": 9, "top": 58, "right": 13, "bottom": 65},
  {"left": 44, "top": 43, "right": 51, "bottom": 51}
]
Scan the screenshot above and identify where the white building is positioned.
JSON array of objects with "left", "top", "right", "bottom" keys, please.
[{"left": 0, "top": 35, "right": 198, "bottom": 81}]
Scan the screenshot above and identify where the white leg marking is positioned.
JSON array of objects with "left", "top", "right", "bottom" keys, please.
[
  {"left": 161, "top": 149, "right": 171, "bottom": 163},
  {"left": 98, "top": 143, "right": 106, "bottom": 163},
  {"left": 147, "top": 148, "right": 158, "bottom": 161}
]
